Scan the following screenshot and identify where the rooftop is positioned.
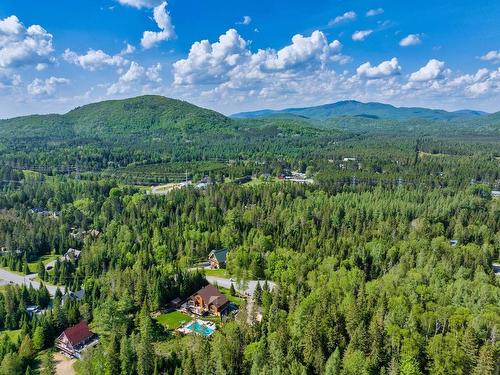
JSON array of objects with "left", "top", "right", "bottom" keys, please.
[
  {"left": 62, "top": 321, "right": 94, "bottom": 346},
  {"left": 194, "top": 284, "right": 229, "bottom": 308}
]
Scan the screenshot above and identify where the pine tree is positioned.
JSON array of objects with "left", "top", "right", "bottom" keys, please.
[
  {"left": 461, "top": 326, "right": 478, "bottom": 374},
  {"left": 40, "top": 352, "right": 56, "bottom": 375},
  {"left": 120, "top": 336, "right": 135, "bottom": 375},
  {"left": 399, "top": 355, "right": 422, "bottom": 375},
  {"left": 325, "top": 347, "right": 341, "bottom": 375},
  {"left": 472, "top": 344, "right": 496, "bottom": 375},
  {"left": 37, "top": 260, "right": 46, "bottom": 281},
  {"left": 253, "top": 282, "right": 262, "bottom": 305},
  {"left": 23, "top": 260, "right": 31, "bottom": 275},
  {"left": 137, "top": 307, "right": 154, "bottom": 375},
  {"left": 230, "top": 282, "right": 236, "bottom": 296},
  {"left": 18, "top": 334, "right": 35, "bottom": 362},
  {"left": 106, "top": 334, "right": 121, "bottom": 375},
  {"left": 33, "top": 323, "right": 47, "bottom": 351}
]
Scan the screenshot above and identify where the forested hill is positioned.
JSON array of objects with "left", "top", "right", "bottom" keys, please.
[
  {"left": 0, "top": 95, "right": 234, "bottom": 139},
  {"left": 232, "top": 100, "right": 489, "bottom": 121},
  {"left": 0, "top": 95, "right": 336, "bottom": 171}
]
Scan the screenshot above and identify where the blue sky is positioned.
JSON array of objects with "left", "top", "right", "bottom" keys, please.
[{"left": 0, "top": 0, "right": 499, "bottom": 117}]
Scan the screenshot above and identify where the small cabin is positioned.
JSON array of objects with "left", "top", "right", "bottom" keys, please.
[{"left": 208, "top": 249, "right": 228, "bottom": 269}]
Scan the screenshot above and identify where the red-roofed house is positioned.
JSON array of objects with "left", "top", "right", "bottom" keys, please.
[{"left": 55, "top": 321, "right": 98, "bottom": 358}]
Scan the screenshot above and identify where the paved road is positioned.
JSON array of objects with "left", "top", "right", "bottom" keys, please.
[
  {"left": 0, "top": 268, "right": 58, "bottom": 296},
  {"left": 205, "top": 275, "right": 275, "bottom": 296}
]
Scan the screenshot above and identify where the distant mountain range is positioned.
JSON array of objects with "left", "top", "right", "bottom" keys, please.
[
  {"left": 1, "top": 96, "right": 499, "bottom": 143},
  {"left": 232, "top": 100, "right": 490, "bottom": 121}
]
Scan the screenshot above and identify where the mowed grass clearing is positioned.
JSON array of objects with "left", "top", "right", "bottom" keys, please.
[{"left": 156, "top": 311, "right": 192, "bottom": 330}]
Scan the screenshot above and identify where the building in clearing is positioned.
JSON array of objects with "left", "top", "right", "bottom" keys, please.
[
  {"left": 55, "top": 321, "right": 98, "bottom": 358},
  {"left": 188, "top": 285, "right": 229, "bottom": 316},
  {"left": 63, "top": 248, "right": 81, "bottom": 262},
  {"left": 208, "top": 249, "right": 228, "bottom": 269}
]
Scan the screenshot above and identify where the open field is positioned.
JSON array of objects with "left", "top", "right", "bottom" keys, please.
[{"left": 156, "top": 311, "right": 192, "bottom": 330}]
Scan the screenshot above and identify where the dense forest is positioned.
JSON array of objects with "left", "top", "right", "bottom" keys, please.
[{"left": 0, "top": 96, "right": 498, "bottom": 374}]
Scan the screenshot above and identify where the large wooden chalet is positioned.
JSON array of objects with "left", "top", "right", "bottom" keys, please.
[
  {"left": 208, "top": 249, "right": 228, "bottom": 269},
  {"left": 55, "top": 321, "right": 97, "bottom": 358},
  {"left": 188, "top": 285, "right": 229, "bottom": 316}
]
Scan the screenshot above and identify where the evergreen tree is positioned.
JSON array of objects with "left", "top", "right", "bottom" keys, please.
[
  {"left": 38, "top": 260, "right": 46, "bottom": 281},
  {"left": 325, "top": 347, "right": 341, "bottom": 375},
  {"left": 472, "top": 344, "right": 496, "bottom": 375},
  {"left": 137, "top": 307, "right": 154, "bottom": 375},
  {"left": 40, "top": 352, "right": 56, "bottom": 375},
  {"left": 33, "top": 323, "right": 48, "bottom": 351},
  {"left": 120, "top": 335, "right": 135, "bottom": 375},
  {"left": 106, "top": 334, "right": 121, "bottom": 375},
  {"left": 253, "top": 282, "right": 262, "bottom": 305},
  {"left": 18, "top": 334, "right": 35, "bottom": 362},
  {"left": 23, "top": 261, "right": 31, "bottom": 275},
  {"left": 0, "top": 353, "right": 22, "bottom": 375}
]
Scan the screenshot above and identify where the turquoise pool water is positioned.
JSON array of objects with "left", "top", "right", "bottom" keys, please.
[{"left": 185, "top": 321, "right": 216, "bottom": 337}]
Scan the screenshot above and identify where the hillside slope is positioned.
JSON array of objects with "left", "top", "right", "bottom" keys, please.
[
  {"left": 232, "top": 100, "right": 489, "bottom": 121},
  {"left": 0, "top": 95, "right": 235, "bottom": 140},
  {"left": 0, "top": 95, "right": 335, "bottom": 170}
]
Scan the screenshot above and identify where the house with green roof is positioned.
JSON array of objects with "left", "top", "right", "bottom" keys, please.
[{"left": 208, "top": 248, "right": 228, "bottom": 269}]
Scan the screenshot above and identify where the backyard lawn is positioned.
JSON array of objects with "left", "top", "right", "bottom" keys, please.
[
  {"left": 28, "top": 254, "right": 58, "bottom": 271},
  {"left": 203, "top": 268, "right": 229, "bottom": 278},
  {"left": 219, "top": 287, "right": 245, "bottom": 305},
  {"left": 156, "top": 311, "right": 192, "bottom": 330}
]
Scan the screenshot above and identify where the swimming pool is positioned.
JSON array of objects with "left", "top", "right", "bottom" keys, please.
[{"left": 184, "top": 320, "right": 216, "bottom": 337}]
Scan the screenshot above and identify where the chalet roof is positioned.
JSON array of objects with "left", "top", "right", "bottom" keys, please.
[
  {"left": 62, "top": 321, "right": 94, "bottom": 346},
  {"left": 64, "top": 248, "right": 81, "bottom": 259},
  {"left": 68, "top": 289, "right": 85, "bottom": 301},
  {"left": 209, "top": 249, "right": 228, "bottom": 263},
  {"left": 194, "top": 285, "right": 229, "bottom": 308}
]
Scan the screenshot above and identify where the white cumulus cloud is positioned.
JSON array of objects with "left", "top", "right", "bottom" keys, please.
[
  {"left": 116, "top": 0, "right": 162, "bottom": 8},
  {"left": 480, "top": 50, "right": 500, "bottom": 64},
  {"left": 329, "top": 11, "right": 356, "bottom": 26},
  {"left": 27, "top": 76, "right": 69, "bottom": 97},
  {"left": 63, "top": 48, "right": 128, "bottom": 71},
  {"left": 0, "top": 15, "right": 54, "bottom": 69},
  {"left": 141, "top": 1, "right": 175, "bottom": 49},
  {"left": 352, "top": 30, "right": 373, "bottom": 41},
  {"left": 400, "top": 34, "right": 422, "bottom": 47},
  {"left": 237, "top": 16, "right": 252, "bottom": 25},
  {"left": 357, "top": 58, "right": 401, "bottom": 79},
  {"left": 409, "top": 59, "right": 445, "bottom": 82},
  {"left": 0, "top": 68, "right": 21, "bottom": 89},
  {"left": 172, "top": 29, "right": 344, "bottom": 87},
  {"left": 120, "top": 43, "right": 136, "bottom": 55},
  {"left": 107, "top": 61, "right": 162, "bottom": 95},
  {"left": 366, "top": 8, "right": 384, "bottom": 17}
]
